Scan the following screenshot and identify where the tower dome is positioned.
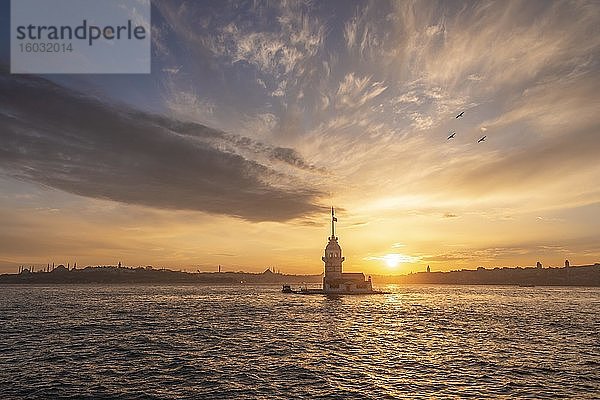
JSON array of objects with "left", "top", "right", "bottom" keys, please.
[{"left": 324, "top": 238, "right": 342, "bottom": 258}]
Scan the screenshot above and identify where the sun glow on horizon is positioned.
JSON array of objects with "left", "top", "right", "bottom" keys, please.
[{"left": 365, "top": 253, "right": 423, "bottom": 269}]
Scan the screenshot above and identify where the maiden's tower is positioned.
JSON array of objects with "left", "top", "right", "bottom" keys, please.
[
  {"left": 282, "top": 207, "right": 382, "bottom": 295},
  {"left": 321, "top": 207, "right": 374, "bottom": 294}
]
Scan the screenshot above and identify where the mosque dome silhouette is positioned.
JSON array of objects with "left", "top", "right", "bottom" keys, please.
[{"left": 52, "top": 265, "right": 68, "bottom": 273}]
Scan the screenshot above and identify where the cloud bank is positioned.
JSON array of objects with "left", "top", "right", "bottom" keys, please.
[{"left": 0, "top": 70, "right": 323, "bottom": 221}]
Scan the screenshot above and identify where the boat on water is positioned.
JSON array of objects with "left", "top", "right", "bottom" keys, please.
[
  {"left": 281, "top": 284, "right": 325, "bottom": 295},
  {"left": 282, "top": 208, "right": 388, "bottom": 295}
]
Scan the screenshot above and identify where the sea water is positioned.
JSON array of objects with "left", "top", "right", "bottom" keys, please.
[{"left": 0, "top": 284, "right": 598, "bottom": 399}]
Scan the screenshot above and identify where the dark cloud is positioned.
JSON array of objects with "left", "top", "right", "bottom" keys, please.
[
  {"left": 198, "top": 131, "right": 325, "bottom": 172},
  {"left": 0, "top": 70, "right": 323, "bottom": 221},
  {"left": 269, "top": 147, "right": 323, "bottom": 172}
]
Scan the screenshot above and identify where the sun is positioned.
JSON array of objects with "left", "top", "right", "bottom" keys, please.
[
  {"left": 383, "top": 254, "right": 401, "bottom": 268},
  {"left": 365, "top": 253, "right": 422, "bottom": 270}
]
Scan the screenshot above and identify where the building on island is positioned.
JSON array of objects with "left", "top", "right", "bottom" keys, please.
[{"left": 322, "top": 207, "right": 374, "bottom": 294}]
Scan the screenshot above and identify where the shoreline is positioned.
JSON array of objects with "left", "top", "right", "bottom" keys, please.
[{"left": 1, "top": 263, "right": 598, "bottom": 286}]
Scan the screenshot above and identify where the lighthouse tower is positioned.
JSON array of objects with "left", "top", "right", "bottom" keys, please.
[
  {"left": 321, "top": 207, "right": 373, "bottom": 293},
  {"left": 322, "top": 207, "right": 344, "bottom": 281}
]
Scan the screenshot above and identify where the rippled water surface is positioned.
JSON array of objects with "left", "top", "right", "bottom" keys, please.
[{"left": 1, "top": 284, "right": 599, "bottom": 399}]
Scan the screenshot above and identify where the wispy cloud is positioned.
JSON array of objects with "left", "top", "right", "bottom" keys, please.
[{"left": 336, "top": 73, "right": 387, "bottom": 109}]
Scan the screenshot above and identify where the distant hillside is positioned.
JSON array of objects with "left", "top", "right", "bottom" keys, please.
[
  {"left": 1, "top": 264, "right": 598, "bottom": 286},
  {"left": 373, "top": 264, "right": 600, "bottom": 286},
  {"left": 0, "top": 265, "right": 322, "bottom": 285}
]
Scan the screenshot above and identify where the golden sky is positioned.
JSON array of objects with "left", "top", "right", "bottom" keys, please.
[{"left": 1, "top": 1, "right": 599, "bottom": 274}]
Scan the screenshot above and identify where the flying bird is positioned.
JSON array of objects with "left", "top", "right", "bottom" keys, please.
[
  {"left": 447, "top": 131, "right": 456, "bottom": 140},
  {"left": 455, "top": 111, "right": 464, "bottom": 118},
  {"left": 477, "top": 136, "right": 486, "bottom": 143}
]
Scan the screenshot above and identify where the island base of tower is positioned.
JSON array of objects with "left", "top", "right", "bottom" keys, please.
[{"left": 282, "top": 284, "right": 388, "bottom": 295}]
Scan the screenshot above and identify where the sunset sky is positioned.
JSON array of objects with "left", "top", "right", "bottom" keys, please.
[{"left": 1, "top": 0, "right": 599, "bottom": 275}]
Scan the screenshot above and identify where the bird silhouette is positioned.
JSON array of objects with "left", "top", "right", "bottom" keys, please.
[
  {"left": 455, "top": 111, "right": 464, "bottom": 118},
  {"left": 447, "top": 131, "right": 456, "bottom": 140},
  {"left": 477, "top": 136, "right": 486, "bottom": 143}
]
